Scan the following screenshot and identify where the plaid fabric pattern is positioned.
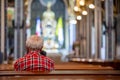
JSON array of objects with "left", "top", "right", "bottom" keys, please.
[{"left": 14, "top": 51, "right": 54, "bottom": 71}]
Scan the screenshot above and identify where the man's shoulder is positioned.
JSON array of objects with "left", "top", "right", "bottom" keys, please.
[
  {"left": 44, "top": 56, "right": 54, "bottom": 63},
  {"left": 14, "top": 56, "right": 26, "bottom": 63}
]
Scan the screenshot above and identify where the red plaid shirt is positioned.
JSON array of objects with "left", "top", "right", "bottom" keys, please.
[{"left": 14, "top": 51, "right": 54, "bottom": 71}]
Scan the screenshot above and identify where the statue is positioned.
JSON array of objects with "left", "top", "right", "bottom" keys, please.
[{"left": 42, "top": 2, "right": 59, "bottom": 49}]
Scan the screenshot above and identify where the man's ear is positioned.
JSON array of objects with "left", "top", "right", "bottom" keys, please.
[
  {"left": 26, "top": 47, "right": 30, "bottom": 52},
  {"left": 41, "top": 46, "right": 43, "bottom": 49}
]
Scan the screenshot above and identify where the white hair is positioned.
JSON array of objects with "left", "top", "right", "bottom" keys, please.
[{"left": 26, "top": 35, "right": 43, "bottom": 49}]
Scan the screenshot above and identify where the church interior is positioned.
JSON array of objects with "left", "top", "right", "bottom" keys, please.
[{"left": 0, "top": 0, "right": 120, "bottom": 79}]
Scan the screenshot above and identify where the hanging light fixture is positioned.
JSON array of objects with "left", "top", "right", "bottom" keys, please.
[
  {"left": 82, "top": 10, "right": 88, "bottom": 15},
  {"left": 77, "top": 15, "right": 82, "bottom": 20},
  {"left": 74, "top": 0, "right": 81, "bottom": 12},
  {"left": 79, "top": 0, "right": 85, "bottom": 6},
  {"left": 89, "top": 4, "right": 95, "bottom": 9},
  {"left": 74, "top": 6, "right": 79, "bottom": 12}
]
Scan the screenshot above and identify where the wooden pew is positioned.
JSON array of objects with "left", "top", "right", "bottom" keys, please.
[
  {"left": 0, "top": 62, "right": 119, "bottom": 80},
  {"left": 69, "top": 58, "right": 120, "bottom": 70},
  {"left": 0, "top": 70, "right": 120, "bottom": 80},
  {"left": 0, "top": 62, "right": 114, "bottom": 71}
]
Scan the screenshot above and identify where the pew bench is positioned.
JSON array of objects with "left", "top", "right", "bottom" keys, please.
[{"left": 0, "top": 70, "right": 120, "bottom": 80}]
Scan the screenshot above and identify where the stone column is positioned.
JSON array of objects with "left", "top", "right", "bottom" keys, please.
[
  {"left": 79, "top": 19, "right": 84, "bottom": 58},
  {"left": 1, "top": 0, "right": 6, "bottom": 61},
  {"left": 79, "top": 15, "right": 87, "bottom": 58},
  {"left": 105, "top": 0, "right": 115, "bottom": 60},
  {"left": 76, "top": 20, "right": 80, "bottom": 41},
  {"left": 86, "top": 8, "right": 92, "bottom": 59},
  {"left": 94, "top": 0, "right": 102, "bottom": 60},
  {"left": 14, "top": 0, "right": 24, "bottom": 59}
]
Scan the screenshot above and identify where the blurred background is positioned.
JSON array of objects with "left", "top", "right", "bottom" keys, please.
[{"left": 0, "top": 0, "right": 120, "bottom": 64}]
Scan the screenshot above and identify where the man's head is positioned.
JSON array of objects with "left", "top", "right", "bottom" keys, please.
[{"left": 26, "top": 35, "right": 43, "bottom": 50}]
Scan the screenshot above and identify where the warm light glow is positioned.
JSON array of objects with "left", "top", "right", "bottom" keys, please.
[
  {"left": 25, "top": 1, "right": 28, "bottom": 6},
  {"left": 79, "top": 0, "right": 85, "bottom": 6},
  {"left": 70, "top": 20, "right": 77, "bottom": 24},
  {"left": 77, "top": 15, "right": 82, "bottom": 20},
  {"left": 82, "top": 10, "right": 87, "bottom": 15},
  {"left": 81, "top": 59, "right": 86, "bottom": 61},
  {"left": 74, "top": 6, "right": 79, "bottom": 12},
  {"left": 89, "top": 4, "right": 95, "bottom": 9},
  {"left": 88, "top": 59, "right": 93, "bottom": 62}
]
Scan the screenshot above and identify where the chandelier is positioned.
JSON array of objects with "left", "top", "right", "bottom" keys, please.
[{"left": 73, "top": 0, "right": 95, "bottom": 20}]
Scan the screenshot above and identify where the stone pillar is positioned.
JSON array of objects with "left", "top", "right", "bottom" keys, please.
[
  {"left": 76, "top": 20, "right": 80, "bottom": 41},
  {"left": 79, "top": 15, "right": 87, "bottom": 58},
  {"left": 1, "top": 0, "right": 6, "bottom": 61},
  {"left": 84, "top": 16, "right": 87, "bottom": 58},
  {"left": 0, "top": 0, "right": 2, "bottom": 51},
  {"left": 105, "top": 0, "right": 115, "bottom": 60},
  {"left": 79, "top": 19, "right": 84, "bottom": 58},
  {"left": 76, "top": 20, "right": 81, "bottom": 57},
  {"left": 14, "top": 0, "right": 24, "bottom": 59},
  {"left": 86, "top": 8, "right": 92, "bottom": 59},
  {"left": 94, "top": 0, "right": 102, "bottom": 60}
]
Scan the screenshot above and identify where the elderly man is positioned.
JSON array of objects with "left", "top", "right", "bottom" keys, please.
[{"left": 14, "top": 35, "right": 54, "bottom": 71}]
